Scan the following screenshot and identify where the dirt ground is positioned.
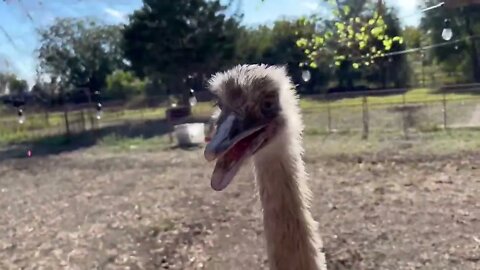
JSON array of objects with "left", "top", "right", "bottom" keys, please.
[{"left": 0, "top": 138, "right": 479, "bottom": 270}]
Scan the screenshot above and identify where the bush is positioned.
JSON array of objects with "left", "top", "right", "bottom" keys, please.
[{"left": 105, "top": 70, "right": 146, "bottom": 100}]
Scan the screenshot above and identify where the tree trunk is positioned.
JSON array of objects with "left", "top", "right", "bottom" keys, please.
[{"left": 465, "top": 10, "right": 480, "bottom": 82}]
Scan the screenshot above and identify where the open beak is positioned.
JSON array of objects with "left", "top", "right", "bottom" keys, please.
[{"left": 204, "top": 113, "right": 269, "bottom": 191}]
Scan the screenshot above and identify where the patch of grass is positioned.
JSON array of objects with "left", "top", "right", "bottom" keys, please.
[
  {"left": 304, "top": 128, "right": 480, "bottom": 157},
  {"left": 304, "top": 127, "right": 328, "bottom": 136},
  {"left": 300, "top": 88, "right": 479, "bottom": 111}
]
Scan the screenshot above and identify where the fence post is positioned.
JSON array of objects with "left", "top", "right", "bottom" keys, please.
[
  {"left": 327, "top": 99, "right": 332, "bottom": 133},
  {"left": 442, "top": 92, "right": 448, "bottom": 130},
  {"left": 362, "top": 96, "right": 369, "bottom": 140},
  {"left": 63, "top": 105, "right": 70, "bottom": 138},
  {"left": 402, "top": 93, "right": 408, "bottom": 139},
  {"left": 80, "top": 109, "right": 86, "bottom": 132},
  {"left": 44, "top": 110, "right": 50, "bottom": 127}
]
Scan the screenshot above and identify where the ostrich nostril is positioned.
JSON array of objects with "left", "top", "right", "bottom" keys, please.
[{"left": 204, "top": 148, "right": 217, "bottom": 161}]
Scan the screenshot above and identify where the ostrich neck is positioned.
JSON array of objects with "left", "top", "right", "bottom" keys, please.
[{"left": 253, "top": 133, "right": 327, "bottom": 270}]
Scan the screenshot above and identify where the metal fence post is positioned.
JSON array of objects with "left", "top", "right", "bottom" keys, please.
[
  {"left": 402, "top": 93, "right": 408, "bottom": 139},
  {"left": 362, "top": 96, "right": 369, "bottom": 140},
  {"left": 63, "top": 105, "right": 70, "bottom": 138},
  {"left": 80, "top": 109, "right": 86, "bottom": 132},
  {"left": 44, "top": 110, "right": 50, "bottom": 127},
  {"left": 442, "top": 92, "right": 447, "bottom": 130},
  {"left": 327, "top": 99, "right": 332, "bottom": 133}
]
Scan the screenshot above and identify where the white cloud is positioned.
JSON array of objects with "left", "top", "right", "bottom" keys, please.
[
  {"left": 300, "top": 0, "right": 319, "bottom": 11},
  {"left": 104, "top": 8, "right": 127, "bottom": 21}
]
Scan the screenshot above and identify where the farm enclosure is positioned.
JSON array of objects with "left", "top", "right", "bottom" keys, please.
[{"left": 0, "top": 128, "right": 479, "bottom": 269}]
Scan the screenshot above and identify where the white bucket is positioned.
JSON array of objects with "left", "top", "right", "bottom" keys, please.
[{"left": 174, "top": 123, "right": 205, "bottom": 146}]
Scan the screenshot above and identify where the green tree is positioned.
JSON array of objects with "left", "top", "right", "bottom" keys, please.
[
  {"left": 0, "top": 73, "right": 14, "bottom": 95},
  {"left": 123, "top": 0, "right": 242, "bottom": 99},
  {"left": 266, "top": 20, "right": 332, "bottom": 92},
  {"left": 9, "top": 77, "right": 28, "bottom": 96},
  {"left": 233, "top": 20, "right": 333, "bottom": 93},
  {"left": 105, "top": 70, "right": 146, "bottom": 100},
  {"left": 234, "top": 25, "right": 274, "bottom": 64},
  {"left": 402, "top": 26, "right": 422, "bottom": 48},
  {"left": 420, "top": 0, "right": 480, "bottom": 82},
  {"left": 0, "top": 73, "right": 28, "bottom": 96},
  {"left": 296, "top": 0, "right": 404, "bottom": 69},
  {"left": 295, "top": 0, "right": 406, "bottom": 89},
  {"left": 38, "top": 18, "right": 125, "bottom": 98}
]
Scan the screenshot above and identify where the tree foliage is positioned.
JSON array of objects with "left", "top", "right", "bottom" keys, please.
[
  {"left": 38, "top": 18, "right": 125, "bottom": 92},
  {"left": 105, "top": 70, "right": 147, "bottom": 100},
  {"left": 123, "top": 0, "right": 242, "bottom": 96},
  {"left": 296, "top": 0, "right": 404, "bottom": 70},
  {"left": 24, "top": 0, "right": 459, "bottom": 108},
  {"left": 420, "top": 0, "right": 480, "bottom": 82},
  {"left": 0, "top": 73, "right": 28, "bottom": 96},
  {"left": 402, "top": 26, "right": 422, "bottom": 48}
]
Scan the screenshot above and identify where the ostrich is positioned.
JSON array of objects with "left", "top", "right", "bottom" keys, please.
[{"left": 204, "top": 64, "right": 327, "bottom": 270}]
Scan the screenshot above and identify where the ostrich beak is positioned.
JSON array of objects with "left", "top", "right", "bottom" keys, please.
[{"left": 204, "top": 113, "right": 268, "bottom": 191}]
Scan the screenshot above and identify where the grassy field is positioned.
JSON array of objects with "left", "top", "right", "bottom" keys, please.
[
  {"left": 1, "top": 88, "right": 480, "bottom": 146},
  {"left": 300, "top": 87, "right": 480, "bottom": 109}
]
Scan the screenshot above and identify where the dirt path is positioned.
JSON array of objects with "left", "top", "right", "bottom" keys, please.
[{"left": 0, "top": 146, "right": 479, "bottom": 269}]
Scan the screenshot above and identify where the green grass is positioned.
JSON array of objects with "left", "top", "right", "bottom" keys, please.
[{"left": 300, "top": 88, "right": 479, "bottom": 110}]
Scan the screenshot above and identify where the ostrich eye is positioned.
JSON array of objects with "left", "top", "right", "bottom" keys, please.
[
  {"left": 262, "top": 100, "right": 274, "bottom": 111},
  {"left": 261, "top": 99, "right": 277, "bottom": 118}
]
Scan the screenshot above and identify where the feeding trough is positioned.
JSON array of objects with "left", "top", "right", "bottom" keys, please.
[{"left": 174, "top": 123, "right": 205, "bottom": 147}]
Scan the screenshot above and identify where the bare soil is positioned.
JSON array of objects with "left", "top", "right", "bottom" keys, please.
[{"left": 0, "top": 142, "right": 479, "bottom": 270}]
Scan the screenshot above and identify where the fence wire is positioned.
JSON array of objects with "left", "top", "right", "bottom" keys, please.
[{"left": 3, "top": 86, "right": 480, "bottom": 145}]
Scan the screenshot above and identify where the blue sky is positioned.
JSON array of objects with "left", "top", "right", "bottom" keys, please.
[{"left": 0, "top": 0, "right": 421, "bottom": 86}]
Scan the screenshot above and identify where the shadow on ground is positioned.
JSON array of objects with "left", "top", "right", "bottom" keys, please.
[
  {"left": 0, "top": 116, "right": 210, "bottom": 161},
  {"left": 433, "top": 83, "right": 480, "bottom": 95}
]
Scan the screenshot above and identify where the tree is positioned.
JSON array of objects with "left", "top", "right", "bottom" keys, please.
[
  {"left": 0, "top": 73, "right": 14, "bottom": 95},
  {"left": 296, "top": 0, "right": 404, "bottom": 68},
  {"left": 105, "top": 70, "right": 146, "bottom": 100},
  {"left": 38, "top": 18, "right": 125, "bottom": 100},
  {"left": 295, "top": 0, "right": 406, "bottom": 89},
  {"left": 234, "top": 25, "right": 274, "bottom": 64},
  {"left": 402, "top": 26, "right": 422, "bottom": 48},
  {"left": 9, "top": 77, "right": 28, "bottom": 96},
  {"left": 420, "top": 0, "right": 480, "bottom": 82},
  {"left": 123, "top": 0, "right": 242, "bottom": 98},
  {"left": 0, "top": 73, "right": 28, "bottom": 96}
]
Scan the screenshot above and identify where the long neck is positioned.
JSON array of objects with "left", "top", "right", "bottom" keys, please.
[{"left": 253, "top": 132, "right": 327, "bottom": 270}]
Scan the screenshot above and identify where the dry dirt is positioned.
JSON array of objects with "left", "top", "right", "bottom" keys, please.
[{"left": 0, "top": 142, "right": 479, "bottom": 270}]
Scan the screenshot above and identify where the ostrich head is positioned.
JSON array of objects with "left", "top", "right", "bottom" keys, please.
[{"left": 204, "top": 64, "right": 303, "bottom": 191}]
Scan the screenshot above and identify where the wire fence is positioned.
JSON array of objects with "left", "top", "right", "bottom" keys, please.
[
  {"left": 302, "top": 85, "right": 480, "bottom": 139},
  {"left": 1, "top": 84, "right": 480, "bottom": 144}
]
